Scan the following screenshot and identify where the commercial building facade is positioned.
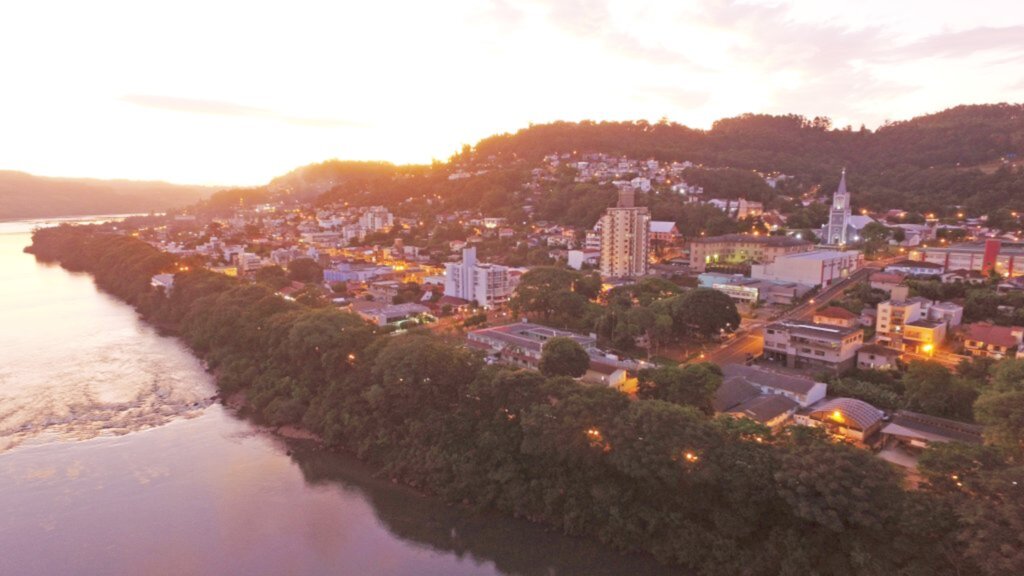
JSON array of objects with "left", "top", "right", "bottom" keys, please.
[
  {"left": 750, "top": 250, "right": 862, "bottom": 287},
  {"left": 688, "top": 234, "right": 812, "bottom": 273},
  {"left": 763, "top": 320, "right": 864, "bottom": 373}
]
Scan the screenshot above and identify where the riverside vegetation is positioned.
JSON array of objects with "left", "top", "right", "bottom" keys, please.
[{"left": 28, "top": 224, "right": 1024, "bottom": 576}]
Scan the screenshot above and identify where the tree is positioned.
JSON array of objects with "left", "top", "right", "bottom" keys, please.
[
  {"left": 288, "top": 258, "right": 323, "bottom": 283},
  {"left": 664, "top": 289, "right": 740, "bottom": 339},
  {"left": 636, "top": 363, "right": 722, "bottom": 414},
  {"left": 253, "top": 265, "right": 290, "bottom": 290},
  {"left": 974, "top": 391, "right": 1024, "bottom": 452},
  {"left": 539, "top": 337, "right": 590, "bottom": 378},
  {"left": 918, "top": 441, "right": 1008, "bottom": 493},
  {"left": 903, "top": 360, "right": 978, "bottom": 420}
]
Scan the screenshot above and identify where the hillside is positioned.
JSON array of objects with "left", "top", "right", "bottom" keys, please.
[{"left": 0, "top": 171, "right": 217, "bottom": 220}]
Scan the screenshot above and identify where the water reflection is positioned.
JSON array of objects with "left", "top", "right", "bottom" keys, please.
[{"left": 0, "top": 218, "right": 679, "bottom": 575}]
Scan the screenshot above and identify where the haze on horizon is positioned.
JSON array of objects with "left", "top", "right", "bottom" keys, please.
[{"left": 2, "top": 0, "right": 1023, "bottom": 186}]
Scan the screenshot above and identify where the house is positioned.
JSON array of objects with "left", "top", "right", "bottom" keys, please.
[
  {"left": 961, "top": 322, "right": 1024, "bottom": 359},
  {"left": 813, "top": 306, "right": 860, "bottom": 328},
  {"left": 881, "top": 410, "right": 984, "bottom": 451},
  {"left": 150, "top": 273, "right": 175, "bottom": 294},
  {"left": 941, "top": 269, "right": 987, "bottom": 285},
  {"left": 857, "top": 344, "right": 900, "bottom": 370},
  {"left": 712, "top": 373, "right": 799, "bottom": 430},
  {"left": 720, "top": 364, "right": 827, "bottom": 407},
  {"left": 870, "top": 271, "right": 906, "bottom": 293}
]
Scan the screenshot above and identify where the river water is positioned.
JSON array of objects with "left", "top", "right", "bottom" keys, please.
[{"left": 0, "top": 218, "right": 675, "bottom": 576}]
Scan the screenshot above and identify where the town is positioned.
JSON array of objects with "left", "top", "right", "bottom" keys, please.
[{"left": 130, "top": 149, "right": 1024, "bottom": 482}]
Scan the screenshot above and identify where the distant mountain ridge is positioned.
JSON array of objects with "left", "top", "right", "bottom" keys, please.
[{"left": 0, "top": 171, "right": 218, "bottom": 220}]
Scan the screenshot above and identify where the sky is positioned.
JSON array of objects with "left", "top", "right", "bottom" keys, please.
[{"left": 2, "top": 0, "right": 1023, "bottom": 186}]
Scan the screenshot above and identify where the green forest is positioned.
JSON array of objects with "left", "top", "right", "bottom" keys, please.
[{"left": 28, "top": 224, "right": 1024, "bottom": 576}]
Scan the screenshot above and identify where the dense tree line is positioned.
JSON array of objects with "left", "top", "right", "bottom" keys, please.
[{"left": 27, "top": 224, "right": 1024, "bottom": 576}]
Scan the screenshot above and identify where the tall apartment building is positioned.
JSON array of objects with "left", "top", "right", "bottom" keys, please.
[
  {"left": 444, "top": 247, "right": 518, "bottom": 308},
  {"left": 599, "top": 189, "right": 650, "bottom": 279}
]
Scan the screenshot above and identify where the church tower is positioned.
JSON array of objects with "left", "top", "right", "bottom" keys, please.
[{"left": 825, "top": 169, "right": 851, "bottom": 245}]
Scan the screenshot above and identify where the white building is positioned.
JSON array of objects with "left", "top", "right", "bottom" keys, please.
[
  {"left": 599, "top": 189, "right": 650, "bottom": 279},
  {"left": 359, "top": 207, "right": 394, "bottom": 232},
  {"left": 444, "top": 247, "right": 519, "bottom": 308},
  {"left": 750, "top": 250, "right": 862, "bottom": 287}
]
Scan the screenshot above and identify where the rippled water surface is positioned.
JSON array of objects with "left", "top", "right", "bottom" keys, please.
[{"left": 0, "top": 218, "right": 675, "bottom": 576}]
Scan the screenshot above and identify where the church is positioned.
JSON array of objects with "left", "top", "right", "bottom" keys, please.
[{"left": 821, "top": 169, "right": 874, "bottom": 246}]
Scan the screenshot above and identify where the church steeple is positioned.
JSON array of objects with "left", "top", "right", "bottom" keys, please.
[{"left": 825, "top": 168, "right": 852, "bottom": 245}]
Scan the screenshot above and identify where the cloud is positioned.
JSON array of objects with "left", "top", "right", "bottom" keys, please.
[{"left": 120, "top": 94, "right": 360, "bottom": 128}]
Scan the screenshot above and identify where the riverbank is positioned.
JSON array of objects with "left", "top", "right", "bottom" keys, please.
[{"left": 24, "top": 224, "right": 972, "bottom": 576}]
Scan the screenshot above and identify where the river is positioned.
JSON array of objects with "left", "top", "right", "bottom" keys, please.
[{"left": 0, "top": 217, "right": 676, "bottom": 576}]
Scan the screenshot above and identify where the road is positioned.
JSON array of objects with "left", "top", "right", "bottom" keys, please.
[{"left": 701, "top": 261, "right": 888, "bottom": 367}]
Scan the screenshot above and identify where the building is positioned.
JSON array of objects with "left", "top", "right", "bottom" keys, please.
[
  {"left": 885, "top": 260, "right": 945, "bottom": 277},
  {"left": 961, "top": 322, "right": 1024, "bottom": 359},
  {"left": 721, "top": 364, "right": 827, "bottom": 407},
  {"left": 699, "top": 273, "right": 812, "bottom": 305},
  {"left": 795, "top": 397, "right": 885, "bottom": 443},
  {"left": 150, "top": 273, "right": 175, "bottom": 294},
  {"left": 567, "top": 249, "right": 600, "bottom": 270},
  {"left": 466, "top": 322, "right": 646, "bottom": 389},
  {"left": 649, "top": 221, "right": 680, "bottom": 245},
  {"left": 599, "top": 189, "right": 650, "bottom": 278},
  {"left": 880, "top": 410, "right": 984, "bottom": 451},
  {"left": 358, "top": 207, "right": 394, "bottom": 232},
  {"left": 712, "top": 376, "right": 798, "bottom": 430},
  {"left": 824, "top": 169, "right": 853, "bottom": 245},
  {"left": 444, "top": 247, "right": 519, "bottom": 308},
  {"left": 368, "top": 280, "right": 402, "bottom": 304},
  {"left": 750, "top": 250, "right": 862, "bottom": 287},
  {"left": 688, "top": 234, "right": 813, "bottom": 273},
  {"left": 928, "top": 301, "right": 964, "bottom": 328},
  {"left": 813, "top": 306, "right": 860, "bottom": 328},
  {"left": 912, "top": 239, "right": 1024, "bottom": 278},
  {"left": 870, "top": 271, "right": 906, "bottom": 293},
  {"left": 763, "top": 320, "right": 864, "bottom": 374},
  {"left": 351, "top": 301, "right": 433, "bottom": 327},
  {"left": 857, "top": 344, "right": 900, "bottom": 370}
]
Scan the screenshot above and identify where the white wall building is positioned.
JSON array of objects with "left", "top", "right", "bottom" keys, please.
[
  {"left": 444, "top": 247, "right": 518, "bottom": 308},
  {"left": 751, "top": 250, "right": 862, "bottom": 287}
]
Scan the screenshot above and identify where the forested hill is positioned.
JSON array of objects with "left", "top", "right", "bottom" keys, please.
[
  {"left": 465, "top": 104, "right": 1024, "bottom": 174},
  {"left": 457, "top": 104, "right": 1024, "bottom": 213},
  {"left": 0, "top": 171, "right": 216, "bottom": 220},
  {"left": 252, "top": 104, "right": 1024, "bottom": 217}
]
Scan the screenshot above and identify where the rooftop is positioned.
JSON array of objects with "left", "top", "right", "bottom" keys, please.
[
  {"left": 690, "top": 234, "right": 811, "bottom": 247},
  {"left": 963, "top": 322, "right": 1022, "bottom": 348},
  {"left": 806, "top": 397, "right": 885, "bottom": 431},
  {"left": 768, "top": 320, "right": 862, "bottom": 341},
  {"left": 727, "top": 394, "right": 799, "bottom": 424},
  {"left": 881, "top": 410, "right": 984, "bottom": 445},
  {"left": 774, "top": 249, "right": 855, "bottom": 261},
  {"left": 814, "top": 306, "right": 858, "bottom": 320},
  {"left": 721, "top": 364, "right": 820, "bottom": 396}
]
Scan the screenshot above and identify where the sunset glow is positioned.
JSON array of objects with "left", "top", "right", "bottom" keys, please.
[{"left": 3, "top": 0, "right": 1023, "bottom": 185}]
